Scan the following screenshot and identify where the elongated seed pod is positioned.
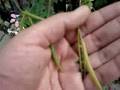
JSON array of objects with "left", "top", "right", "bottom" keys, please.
[{"left": 78, "top": 29, "right": 102, "bottom": 90}]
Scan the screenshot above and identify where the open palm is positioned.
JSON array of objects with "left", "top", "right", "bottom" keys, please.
[{"left": 0, "top": 2, "right": 120, "bottom": 90}]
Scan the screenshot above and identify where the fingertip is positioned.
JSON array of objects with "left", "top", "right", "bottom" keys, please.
[
  {"left": 67, "top": 5, "right": 91, "bottom": 28},
  {"left": 74, "top": 5, "right": 91, "bottom": 16},
  {"left": 75, "top": 5, "right": 91, "bottom": 12}
]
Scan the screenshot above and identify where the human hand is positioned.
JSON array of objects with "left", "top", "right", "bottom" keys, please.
[
  {"left": 78, "top": 2, "right": 120, "bottom": 90},
  {"left": 0, "top": 6, "right": 90, "bottom": 90},
  {"left": 0, "top": 2, "right": 120, "bottom": 90}
]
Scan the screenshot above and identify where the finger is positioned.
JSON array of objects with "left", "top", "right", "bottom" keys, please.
[
  {"left": 65, "top": 2, "right": 120, "bottom": 46},
  {"left": 84, "top": 16, "right": 120, "bottom": 54},
  {"left": 84, "top": 54, "right": 120, "bottom": 90},
  {"left": 54, "top": 39, "right": 84, "bottom": 90},
  {"left": 85, "top": 53, "right": 120, "bottom": 88},
  {"left": 14, "top": 6, "right": 90, "bottom": 48},
  {"left": 38, "top": 62, "right": 62, "bottom": 90},
  {"left": 59, "top": 73, "right": 84, "bottom": 90},
  {"left": 84, "top": 38, "right": 120, "bottom": 89},
  {"left": 54, "top": 38, "right": 79, "bottom": 72},
  {"left": 37, "top": 67, "right": 52, "bottom": 90},
  {"left": 65, "top": 27, "right": 85, "bottom": 46},
  {"left": 90, "top": 38, "right": 120, "bottom": 69},
  {"left": 82, "top": 1, "right": 120, "bottom": 35},
  {"left": 71, "top": 16, "right": 120, "bottom": 55},
  {"left": 65, "top": 30, "right": 77, "bottom": 45},
  {"left": 96, "top": 56, "right": 120, "bottom": 84},
  {"left": 84, "top": 72, "right": 102, "bottom": 90}
]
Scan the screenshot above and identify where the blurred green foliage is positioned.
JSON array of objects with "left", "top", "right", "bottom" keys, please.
[
  {"left": 28, "top": 0, "right": 54, "bottom": 18},
  {"left": 93, "top": 0, "right": 119, "bottom": 10},
  {"left": 20, "top": 0, "right": 54, "bottom": 28}
]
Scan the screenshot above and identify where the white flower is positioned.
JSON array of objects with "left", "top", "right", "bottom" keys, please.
[
  {"left": 10, "top": 19, "right": 16, "bottom": 23},
  {"left": 11, "top": 14, "right": 17, "bottom": 18},
  {"left": 15, "top": 21, "right": 19, "bottom": 28}
]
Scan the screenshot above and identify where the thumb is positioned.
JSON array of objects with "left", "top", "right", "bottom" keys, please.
[{"left": 15, "top": 6, "right": 90, "bottom": 48}]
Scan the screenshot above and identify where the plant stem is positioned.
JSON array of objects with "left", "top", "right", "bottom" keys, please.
[
  {"left": 77, "top": 29, "right": 102, "bottom": 90},
  {"left": 48, "top": 0, "right": 52, "bottom": 17},
  {"left": 50, "top": 45, "right": 62, "bottom": 71},
  {"left": 78, "top": 0, "right": 102, "bottom": 89},
  {"left": 77, "top": 30, "right": 85, "bottom": 79},
  {"left": 47, "top": 0, "right": 62, "bottom": 71},
  {"left": 20, "top": 14, "right": 25, "bottom": 31},
  {"left": 22, "top": 11, "right": 44, "bottom": 20},
  {"left": 28, "top": 17, "right": 33, "bottom": 25},
  {"left": 21, "top": 10, "right": 62, "bottom": 70}
]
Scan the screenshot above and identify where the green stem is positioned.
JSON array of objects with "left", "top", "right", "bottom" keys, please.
[
  {"left": 47, "top": 0, "right": 62, "bottom": 71},
  {"left": 50, "top": 45, "right": 62, "bottom": 71},
  {"left": 77, "top": 29, "right": 102, "bottom": 90},
  {"left": 48, "top": 0, "right": 52, "bottom": 17},
  {"left": 78, "top": 0, "right": 102, "bottom": 89},
  {"left": 20, "top": 15, "right": 25, "bottom": 30},
  {"left": 28, "top": 17, "right": 33, "bottom": 25},
  {"left": 21, "top": 10, "right": 62, "bottom": 70},
  {"left": 22, "top": 11, "right": 44, "bottom": 20},
  {"left": 77, "top": 29, "right": 86, "bottom": 79}
]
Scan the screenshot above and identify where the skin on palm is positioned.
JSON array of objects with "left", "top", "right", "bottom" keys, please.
[{"left": 0, "top": 2, "right": 120, "bottom": 90}]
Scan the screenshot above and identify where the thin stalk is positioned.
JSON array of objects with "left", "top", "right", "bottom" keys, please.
[
  {"left": 28, "top": 17, "right": 33, "bottom": 25},
  {"left": 47, "top": 0, "right": 62, "bottom": 71},
  {"left": 22, "top": 11, "right": 44, "bottom": 20},
  {"left": 20, "top": 14, "right": 25, "bottom": 31},
  {"left": 77, "top": 30, "right": 85, "bottom": 79},
  {"left": 78, "top": 0, "right": 102, "bottom": 89},
  {"left": 77, "top": 29, "right": 102, "bottom": 90},
  {"left": 47, "top": 0, "right": 52, "bottom": 17},
  {"left": 50, "top": 45, "right": 62, "bottom": 71},
  {"left": 20, "top": 11, "right": 62, "bottom": 70}
]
